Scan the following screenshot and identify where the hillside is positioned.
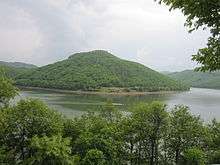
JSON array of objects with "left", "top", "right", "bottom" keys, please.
[
  {"left": 0, "top": 61, "right": 37, "bottom": 69},
  {"left": 167, "top": 70, "right": 220, "bottom": 89},
  {"left": 15, "top": 50, "right": 188, "bottom": 92},
  {"left": 0, "top": 62, "right": 36, "bottom": 79},
  {"left": 0, "top": 61, "right": 37, "bottom": 79}
]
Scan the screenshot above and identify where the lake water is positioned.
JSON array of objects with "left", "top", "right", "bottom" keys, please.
[{"left": 18, "top": 88, "right": 220, "bottom": 121}]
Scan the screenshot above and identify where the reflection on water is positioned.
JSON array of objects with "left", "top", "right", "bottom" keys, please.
[{"left": 18, "top": 88, "right": 220, "bottom": 121}]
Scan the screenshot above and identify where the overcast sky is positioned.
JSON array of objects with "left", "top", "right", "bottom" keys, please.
[{"left": 0, "top": 0, "right": 210, "bottom": 71}]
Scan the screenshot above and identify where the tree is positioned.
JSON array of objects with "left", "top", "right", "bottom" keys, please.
[
  {"left": 0, "top": 99, "right": 64, "bottom": 163},
  {"left": 24, "top": 135, "right": 74, "bottom": 165},
  {"left": 183, "top": 147, "right": 206, "bottom": 165},
  {"left": 157, "top": 0, "right": 220, "bottom": 71},
  {"left": 130, "top": 102, "right": 169, "bottom": 165},
  {"left": 82, "top": 149, "right": 106, "bottom": 165},
  {"left": 119, "top": 116, "right": 139, "bottom": 164},
  {"left": 207, "top": 119, "right": 220, "bottom": 164},
  {"left": 166, "top": 105, "right": 205, "bottom": 164},
  {"left": 0, "top": 146, "right": 15, "bottom": 164},
  {"left": 0, "top": 69, "right": 18, "bottom": 108},
  {"left": 67, "top": 113, "right": 122, "bottom": 165}
]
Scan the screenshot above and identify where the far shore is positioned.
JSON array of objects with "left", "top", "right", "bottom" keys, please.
[{"left": 18, "top": 86, "right": 187, "bottom": 96}]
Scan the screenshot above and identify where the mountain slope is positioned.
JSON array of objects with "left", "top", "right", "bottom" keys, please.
[
  {"left": 167, "top": 70, "right": 220, "bottom": 89},
  {"left": 0, "top": 61, "right": 37, "bottom": 69},
  {"left": 15, "top": 50, "right": 188, "bottom": 91},
  {"left": 0, "top": 61, "right": 37, "bottom": 79}
]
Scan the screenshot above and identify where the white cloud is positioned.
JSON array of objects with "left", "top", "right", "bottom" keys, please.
[
  {"left": 0, "top": 0, "right": 210, "bottom": 71},
  {"left": 0, "top": 2, "right": 43, "bottom": 63}
]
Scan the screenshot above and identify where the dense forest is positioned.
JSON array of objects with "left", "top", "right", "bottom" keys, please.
[
  {"left": 166, "top": 70, "right": 220, "bottom": 89},
  {"left": 0, "top": 72, "right": 220, "bottom": 165},
  {"left": 3, "top": 50, "right": 188, "bottom": 92},
  {"left": 0, "top": 65, "right": 32, "bottom": 80}
]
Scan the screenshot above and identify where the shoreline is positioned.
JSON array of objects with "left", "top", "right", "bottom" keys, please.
[{"left": 18, "top": 86, "right": 186, "bottom": 96}]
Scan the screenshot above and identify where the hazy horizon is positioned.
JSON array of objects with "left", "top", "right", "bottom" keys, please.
[
  {"left": 0, "top": 0, "right": 210, "bottom": 71},
  {"left": 0, "top": 49, "right": 198, "bottom": 73}
]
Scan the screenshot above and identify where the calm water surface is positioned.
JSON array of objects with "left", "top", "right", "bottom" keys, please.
[{"left": 18, "top": 88, "right": 220, "bottom": 121}]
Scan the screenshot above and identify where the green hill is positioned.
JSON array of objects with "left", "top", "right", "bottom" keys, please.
[
  {"left": 167, "top": 70, "right": 220, "bottom": 89},
  {"left": 0, "top": 62, "right": 37, "bottom": 79},
  {"left": 14, "top": 50, "right": 188, "bottom": 92},
  {"left": 0, "top": 61, "right": 37, "bottom": 79}
]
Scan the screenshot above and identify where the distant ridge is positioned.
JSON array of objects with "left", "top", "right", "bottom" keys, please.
[
  {"left": 167, "top": 70, "right": 220, "bottom": 89},
  {"left": 0, "top": 61, "right": 37, "bottom": 69},
  {"left": 7, "top": 50, "right": 188, "bottom": 92}
]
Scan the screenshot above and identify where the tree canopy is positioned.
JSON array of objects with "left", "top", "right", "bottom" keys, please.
[
  {"left": 1, "top": 74, "right": 220, "bottom": 164},
  {"left": 0, "top": 70, "right": 18, "bottom": 107}
]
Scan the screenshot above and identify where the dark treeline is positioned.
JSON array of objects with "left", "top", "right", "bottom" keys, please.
[{"left": 0, "top": 73, "right": 220, "bottom": 165}]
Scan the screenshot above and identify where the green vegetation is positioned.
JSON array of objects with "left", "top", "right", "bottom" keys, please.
[
  {"left": 0, "top": 65, "right": 29, "bottom": 80},
  {"left": 0, "top": 73, "right": 220, "bottom": 164},
  {"left": 0, "top": 62, "right": 36, "bottom": 80},
  {"left": 14, "top": 50, "right": 188, "bottom": 92},
  {"left": 166, "top": 70, "right": 220, "bottom": 89},
  {"left": 157, "top": 0, "right": 220, "bottom": 72},
  {"left": 0, "top": 70, "right": 18, "bottom": 107}
]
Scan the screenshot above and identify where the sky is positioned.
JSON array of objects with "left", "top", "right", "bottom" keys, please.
[{"left": 0, "top": 0, "right": 210, "bottom": 71}]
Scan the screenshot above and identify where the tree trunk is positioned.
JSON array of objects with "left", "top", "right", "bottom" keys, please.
[
  {"left": 155, "top": 140, "right": 158, "bottom": 165},
  {"left": 21, "top": 130, "right": 25, "bottom": 160},
  {"left": 175, "top": 149, "right": 180, "bottom": 165},
  {"left": 130, "top": 141, "right": 134, "bottom": 165},
  {"left": 150, "top": 140, "right": 155, "bottom": 165}
]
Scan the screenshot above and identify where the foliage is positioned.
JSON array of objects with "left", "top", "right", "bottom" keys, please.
[
  {"left": 208, "top": 119, "right": 220, "bottom": 149},
  {"left": 167, "top": 69, "right": 220, "bottom": 89},
  {"left": 157, "top": 0, "right": 220, "bottom": 71},
  {"left": 1, "top": 98, "right": 220, "bottom": 164},
  {"left": 207, "top": 119, "right": 220, "bottom": 164},
  {"left": 67, "top": 112, "right": 122, "bottom": 165},
  {"left": 210, "top": 150, "right": 220, "bottom": 164},
  {"left": 14, "top": 50, "right": 189, "bottom": 91},
  {"left": 0, "top": 69, "right": 18, "bottom": 107},
  {"left": 122, "top": 102, "right": 169, "bottom": 165},
  {"left": 25, "top": 135, "right": 74, "bottom": 165},
  {"left": 166, "top": 105, "right": 205, "bottom": 164},
  {"left": 183, "top": 147, "right": 206, "bottom": 165},
  {"left": 192, "top": 37, "right": 220, "bottom": 72},
  {"left": 0, "top": 78, "right": 220, "bottom": 164},
  {"left": 0, "top": 99, "right": 64, "bottom": 163},
  {"left": 82, "top": 149, "right": 106, "bottom": 165},
  {"left": 0, "top": 63, "right": 35, "bottom": 80}
]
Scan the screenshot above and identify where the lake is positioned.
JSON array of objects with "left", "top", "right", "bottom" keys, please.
[{"left": 18, "top": 88, "right": 220, "bottom": 121}]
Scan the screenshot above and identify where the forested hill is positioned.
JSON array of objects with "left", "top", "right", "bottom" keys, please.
[
  {"left": 167, "top": 70, "right": 220, "bottom": 89},
  {"left": 14, "top": 50, "right": 188, "bottom": 91},
  {"left": 0, "top": 61, "right": 37, "bottom": 69},
  {"left": 0, "top": 61, "right": 37, "bottom": 79}
]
